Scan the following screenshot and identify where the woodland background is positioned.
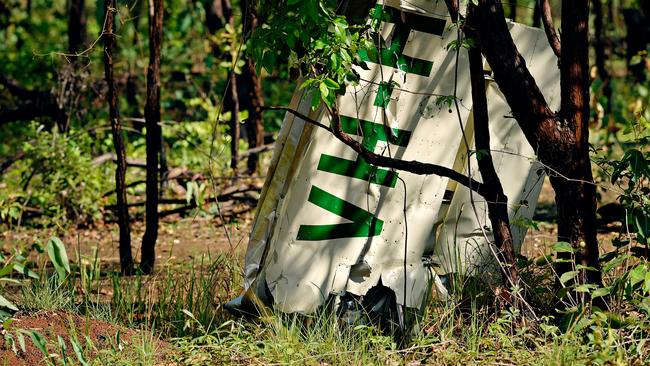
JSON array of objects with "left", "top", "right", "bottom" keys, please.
[{"left": 0, "top": 0, "right": 649, "bottom": 364}]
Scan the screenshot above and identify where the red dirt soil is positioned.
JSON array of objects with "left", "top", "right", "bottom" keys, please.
[{"left": 0, "top": 311, "right": 170, "bottom": 365}]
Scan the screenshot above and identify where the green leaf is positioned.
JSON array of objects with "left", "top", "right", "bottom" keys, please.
[
  {"left": 319, "top": 82, "right": 329, "bottom": 100},
  {"left": 574, "top": 284, "right": 597, "bottom": 293},
  {"left": 71, "top": 338, "right": 88, "bottom": 366},
  {"left": 591, "top": 287, "right": 611, "bottom": 299},
  {"left": 553, "top": 241, "right": 574, "bottom": 253},
  {"left": 560, "top": 271, "right": 578, "bottom": 285},
  {"left": 17, "top": 332, "right": 26, "bottom": 353},
  {"left": 58, "top": 335, "right": 67, "bottom": 365},
  {"left": 575, "top": 264, "right": 598, "bottom": 272},
  {"left": 323, "top": 78, "right": 339, "bottom": 89},
  {"left": 311, "top": 89, "right": 321, "bottom": 110},
  {"left": 603, "top": 253, "right": 628, "bottom": 272},
  {"left": 29, "top": 331, "right": 49, "bottom": 360},
  {"left": 630, "top": 265, "right": 647, "bottom": 286},
  {"left": 0, "top": 294, "right": 17, "bottom": 311},
  {"left": 643, "top": 270, "right": 650, "bottom": 294},
  {"left": 626, "top": 149, "right": 649, "bottom": 181},
  {"left": 12, "top": 263, "right": 39, "bottom": 280},
  {"left": 0, "top": 263, "right": 13, "bottom": 278},
  {"left": 47, "top": 237, "right": 70, "bottom": 281}
]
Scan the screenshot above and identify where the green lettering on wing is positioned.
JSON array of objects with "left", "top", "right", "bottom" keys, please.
[
  {"left": 317, "top": 115, "right": 411, "bottom": 188},
  {"left": 296, "top": 185, "right": 383, "bottom": 241}
]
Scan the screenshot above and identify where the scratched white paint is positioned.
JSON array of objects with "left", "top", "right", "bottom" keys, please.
[{"left": 238, "top": 2, "right": 560, "bottom": 314}]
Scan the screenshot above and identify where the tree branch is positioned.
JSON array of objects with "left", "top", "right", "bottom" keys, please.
[
  {"left": 262, "top": 105, "right": 491, "bottom": 200},
  {"left": 540, "top": 0, "right": 561, "bottom": 62}
]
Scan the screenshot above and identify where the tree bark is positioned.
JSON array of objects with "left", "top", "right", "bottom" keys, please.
[
  {"left": 468, "top": 0, "right": 602, "bottom": 287},
  {"left": 68, "top": 0, "right": 87, "bottom": 54},
  {"left": 239, "top": 0, "right": 264, "bottom": 174},
  {"left": 593, "top": 0, "right": 613, "bottom": 132},
  {"left": 540, "top": 0, "right": 561, "bottom": 63},
  {"left": 141, "top": 0, "right": 163, "bottom": 274},
  {"left": 223, "top": 0, "right": 240, "bottom": 172},
  {"left": 554, "top": 0, "right": 601, "bottom": 286},
  {"left": 103, "top": 0, "right": 135, "bottom": 275},
  {"left": 533, "top": 0, "right": 541, "bottom": 28},
  {"left": 203, "top": 0, "right": 225, "bottom": 34},
  {"left": 465, "top": 8, "right": 519, "bottom": 288},
  {"left": 228, "top": 72, "right": 241, "bottom": 172},
  {"left": 508, "top": 0, "right": 517, "bottom": 21}
]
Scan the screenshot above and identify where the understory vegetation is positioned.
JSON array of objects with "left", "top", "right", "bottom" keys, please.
[
  {"left": 2, "top": 0, "right": 650, "bottom": 364},
  {"left": 1, "top": 236, "right": 650, "bottom": 365}
]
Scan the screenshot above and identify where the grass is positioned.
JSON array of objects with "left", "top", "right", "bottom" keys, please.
[{"left": 2, "top": 246, "right": 650, "bottom": 365}]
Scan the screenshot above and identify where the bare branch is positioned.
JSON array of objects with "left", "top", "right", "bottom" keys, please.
[
  {"left": 262, "top": 105, "right": 491, "bottom": 200},
  {"left": 540, "top": 0, "right": 561, "bottom": 62}
]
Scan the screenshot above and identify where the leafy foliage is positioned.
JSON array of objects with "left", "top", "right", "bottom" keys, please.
[{"left": 250, "top": 0, "right": 373, "bottom": 107}]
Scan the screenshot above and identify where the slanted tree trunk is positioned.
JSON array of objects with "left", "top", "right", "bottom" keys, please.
[
  {"left": 444, "top": 0, "right": 521, "bottom": 289},
  {"left": 141, "top": 0, "right": 163, "bottom": 274},
  {"left": 239, "top": 0, "right": 264, "bottom": 174},
  {"left": 466, "top": 37, "right": 519, "bottom": 288},
  {"left": 103, "top": 0, "right": 135, "bottom": 275},
  {"left": 68, "top": 0, "right": 86, "bottom": 54},
  {"left": 467, "top": 0, "right": 602, "bottom": 288}
]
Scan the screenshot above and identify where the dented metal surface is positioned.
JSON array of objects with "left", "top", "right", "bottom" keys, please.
[{"left": 236, "top": 1, "right": 560, "bottom": 315}]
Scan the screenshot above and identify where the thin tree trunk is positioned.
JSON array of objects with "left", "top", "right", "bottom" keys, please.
[
  {"left": 229, "top": 72, "right": 241, "bottom": 172},
  {"left": 68, "top": 0, "right": 86, "bottom": 54},
  {"left": 203, "top": 0, "right": 225, "bottom": 34},
  {"left": 239, "top": 0, "right": 264, "bottom": 174},
  {"left": 127, "top": 0, "right": 143, "bottom": 127},
  {"left": 159, "top": 127, "right": 168, "bottom": 191},
  {"left": 540, "top": 0, "right": 561, "bottom": 62},
  {"left": 103, "top": 0, "right": 135, "bottom": 275},
  {"left": 223, "top": 0, "right": 240, "bottom": 172},
  {"left": 141, "top": 0, "right": 163, "bottom": 274},
  {"left": 593, "top": 0, "right": 613, "bottom": 138},
  {"left": 508, "top": 0, "right": 517, "bottom": 21},
  {"left": 466, "top": 30, "right": 519, "bottom": 288},
  {"left": 533, "top": 0, "right": 541, "bottom": 28}
]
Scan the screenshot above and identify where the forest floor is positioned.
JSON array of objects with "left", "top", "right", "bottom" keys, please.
[{"left": 0, "top": 177, "right": 632, "bottom": 365}]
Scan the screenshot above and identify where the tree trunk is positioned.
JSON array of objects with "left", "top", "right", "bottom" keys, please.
[
  {"left": 229, "top": 72, "right": 241, "bottom": 172},
  {"left": 103, "top": 0, "right": 135, "bottom": 275},
  {"left": 468, "top": 0, "right": 602, "bottom": 287},
  {"left": 127, "top": 0, "right": 143, "bottom": 128},
  {"left": 68, "top": 0, "right": 86, "bottom": 54},
  {"left": 466, "top": 30, "right": 519, "bottom": 288},
  {"left": 593, "top": 0, "right": 613, "bottom": 137},
  {"left": 203, "top": 0, "right": 225, "bottom": 34},
  {"left": 141, "top": 0, "right": 163, "bottom": 274},
  {"left": 622, "top": 8, "right": 648, "bottom": 82},
  {"left": 223, "top": 0, "right": 240, "bottom": 172},
  {"left": 239, "top": 0, "right": 264, "bottom": 174},
  {"left": 554, "top": 0, "right": 601, "bottom": 286},
  {"left": 508, "top": 0, "right": 517, "bottom": 21},
  {"left": 533, "top": 1, "right": 541, "bottom": 28}
]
